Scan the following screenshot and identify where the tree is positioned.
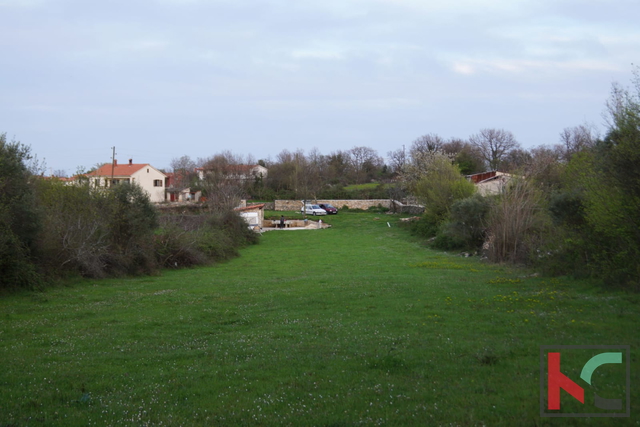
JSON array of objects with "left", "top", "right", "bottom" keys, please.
[
  {"left": 501, "top": 148, "right": 532, "bottom": 172},
  {"left": 411, "top": 152, "right": 476, "bottom": 222},
  {"left": 170, "top": 155, "right": 197, "bottom": 190},
  {"left": 411, "top": 134, "right": 445, "bottom": 156},
  {"left": 348, "top": 146, "right": 382, "bottom": 184},
  {"left": 0, "top": 134, "right": 42, "bottom": 288},
  {"left": 442, "top": 138, "right": 485, "bottom": 175},
  {"left": 326, "top": 150, "right": 350, "bottom": 185},
  {"left": 524, "top": 145, "right": 564, "bottom": 190},
  {"left": 387, "top": 147, "right": 407, "bottom": 176},
  {"left": 469, "top": 128, "right": 520, "bottom": 170},
  {"left": 199, "top": 152, "right": 247, "bottom": 212},
  {"left": 559, "top": 70, "right": 640, "bottom": 287},
  {"left": 558, "top": 124, "right": 598, "bottom": 161}
]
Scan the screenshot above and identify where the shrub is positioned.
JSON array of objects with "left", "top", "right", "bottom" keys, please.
[
  {"left": 367, "top": 204, "right": 389, "bottom": 213},
  {"left": 0, "top": 135, "right": 42, "bottom": 289},
  {"left": 154, "top": 210, "right": 259, "bottom": 269},
  {"left": 485, "top": 179, "right": 551, "bottom": 264},
  {"left": 404, "top": 212, "right": 440, "bottom": 239},
  {"left": 412, "top": 156, "right": 476, "bottom": 223},
  {"left": 433, "top": 194, "right": 492, "bottom": 251}
]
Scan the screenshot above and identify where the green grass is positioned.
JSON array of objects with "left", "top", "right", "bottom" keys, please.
[
  {"left": 1, "top": 212, "right": 638, "bottom": 425},
  {"left": 343, "top": 183, "right": 387, "bottom": 192}
]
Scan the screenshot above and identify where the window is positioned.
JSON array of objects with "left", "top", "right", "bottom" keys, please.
[{"left": 153, "top": 180, "right": 163, "bottom": 187}]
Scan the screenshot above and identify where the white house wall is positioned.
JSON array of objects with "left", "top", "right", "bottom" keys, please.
[{"left": 131, "top": 166, "right": 167, "bottom": 203}]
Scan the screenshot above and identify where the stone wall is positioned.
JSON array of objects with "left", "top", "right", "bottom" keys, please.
[
  {"left": 274, "top": 199, "right": 391, "bottom": 211},
  {"left": 391, "top": 200, "right": 425, "bottom": 215}
]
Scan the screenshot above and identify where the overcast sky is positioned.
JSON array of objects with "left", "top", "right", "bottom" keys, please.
[{"left": 1, "top": 0, "right": 638, "bottom": 175}]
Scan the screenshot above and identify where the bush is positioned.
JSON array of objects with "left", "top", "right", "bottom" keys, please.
[
  {"left": 154, "top": 210, "right": 259, "bottom": 269},
  {"left": 404, "top": 212, "right": 440, "bottom": 239},
  {"left": 36, "top": 180, "right": 159, "bottom": 278},
  {"left": 367, "top": 204, "right": 389, "bottom": 213},
  {"left": 485, "top": 179, "right": 551, "bottom": 264},
  {"left": 0, "top": 135, "right": 42, "bottom": 289},
  {"left": 412, "top": 156, "right": 476, "bottom": 223},
  {"left": 433, "top": 194, "right": 492, "bottom": 251}
]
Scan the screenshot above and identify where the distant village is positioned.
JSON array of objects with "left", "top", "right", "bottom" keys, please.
[{"left": 58, "top": 159, "right": 268, "bottom": 204}]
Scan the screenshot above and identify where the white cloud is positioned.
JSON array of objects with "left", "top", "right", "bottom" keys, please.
[
  {"left": 450, "top": 57, "right": 622, "bottom": 76},
  {"left": 291, "top": 48, "right": 345, "bottom": 61}
]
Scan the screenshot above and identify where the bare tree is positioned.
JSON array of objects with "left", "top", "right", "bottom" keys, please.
[
  {"left": 469, "top": 128, "right": 520, "bottom": 171},
  {"left": 558, "top": 124, "right": 598, "bottom": 161},
  {"left": 306, "top": 147, "right": 326, "bottom": 199},
  {"left": 524, "top": 145, "right": 564, "bottom": 189},
  {"left": 326, "top": 150, "right": 350, "bottom": 185},
  {"left": 411, "top": 134, "right": 445, "bottom": 157},
  {"left": 349, "top": 146, "right": 382, "bottom": 184},
  {"left": 387, "top": 147, "right": 407, "bottom": 175},
  {"left": 199, "top": 152, "right": 246, "bottom": 211},
  {"left": 169, "top": 155, "right": 197, "bottom": 190},
  {"left": 501, "top": 148, "right": 532, "bottom": 172}
]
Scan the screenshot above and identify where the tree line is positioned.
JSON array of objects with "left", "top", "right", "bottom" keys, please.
[
  {"left": 0, "top": 136, "right": 258, "bottom": 291},
  {"left": 167, "top": 127, "right": 538, "bottom": 204},
  {"left": 402, "top": 72, "right": 640, "bottom": 290},
  {"left": 3, "top": 71, "right": 638, "bottom": 290}
]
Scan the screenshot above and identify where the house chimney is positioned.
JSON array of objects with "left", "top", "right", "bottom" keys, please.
[
  {"left": 114, "top": 159, "right": 117, "bottom": 166},
  {"left": 129, "top": 159, "right": 133, "bottom": 165}
]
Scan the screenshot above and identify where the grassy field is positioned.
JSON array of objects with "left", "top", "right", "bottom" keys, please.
[{"left": 1, "top": 211, "right": 638, "bottom": 426}]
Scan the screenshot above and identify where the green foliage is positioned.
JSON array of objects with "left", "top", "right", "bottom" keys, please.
[
  {"left": 366, "top": 204, "right": 389, "bottom": 213},
  {"left": 155, "top": 210, "right": 259, "bottom": 269},
  {"left": 412, "top": 156, "right": 476, "bottom": 223},
  {"left": 486, "top": 179, "right": 552, "bottom": 264},
  {"left": 404, "top": 212, "right": 440, "bottom": 238},
  {"left": 0, "top": 134, "right": 42, "bottom": 289},
  {"left": 35, "top": 180, "right": 159, "bottom": 278},
  {"left": 35, "top": 179, "right": 110, "bottom": 277},
  {"left": 0, "top": 222, "right": 42, "bottom": 289},
  {"left": 433, "top": 193, "right": 492, "bottom": 251},
  {"left": 103, "top": 183, "right": 158, "bottom": 275},
  {"left": 548, "top": 188, "right": 586, "bottom": 229},
  {"left": 549, "top": 75, "right": 640, "bottom": 288}
]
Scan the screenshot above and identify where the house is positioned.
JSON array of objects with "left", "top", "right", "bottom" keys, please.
[
  {"left": 164, "top": 172, "right": 201, "bottom": 202},
  {"left": 83, "top": 159, "right": 168, "bottom": 203},
  {"left": 196, "top": 164, "right": 268, "bottom": 182},
  {"left": 467, "top": 171, "right": 516, "bottom": 196},
  {"left": 234, "top": 203, "right": 266, "bottom": 231}
]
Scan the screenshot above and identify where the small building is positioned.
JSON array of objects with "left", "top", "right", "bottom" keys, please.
[
  {"left": 234, "top": 203, "right": 266, "bottom": 231},
  {"left": 83, "top": 159, "right": 168, "bottom": 203},
  {"left": 466, "top": 171, "right": 517, "bottom": 196},
  {"left": 164, "top": 172, "right": 201, "bottom": 202}
]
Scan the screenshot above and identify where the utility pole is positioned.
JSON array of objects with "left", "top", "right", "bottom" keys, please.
[{"left": 110, "top": 146, "right": 116, "bottom": 187}]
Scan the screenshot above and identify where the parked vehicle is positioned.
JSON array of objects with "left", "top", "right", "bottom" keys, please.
[
  {"left": 301, "top": 204, "right": 327, "bottom": 216},
  {"left": 318, "top": 203, "right": 338, "bottom": 214}
]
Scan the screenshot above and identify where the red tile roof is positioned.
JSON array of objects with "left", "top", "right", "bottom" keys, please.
[{"left": 86, "top": 163, "right": 151, "bottom": 177}]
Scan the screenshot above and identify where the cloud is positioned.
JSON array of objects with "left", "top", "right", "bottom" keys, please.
[
  {"left": 291, "top": 48, "right": 345, "bottom": 61},
  {"left": 450, "top": 57, "right": 622, "bottom": 76}
]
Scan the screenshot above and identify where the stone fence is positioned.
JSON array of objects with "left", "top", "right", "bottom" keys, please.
[
  {"left": 274, "top": 199, "right": 392, "bottom": 211},
  {"left": 391, "top": 200, "right": 425, "bottom": 215}
]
